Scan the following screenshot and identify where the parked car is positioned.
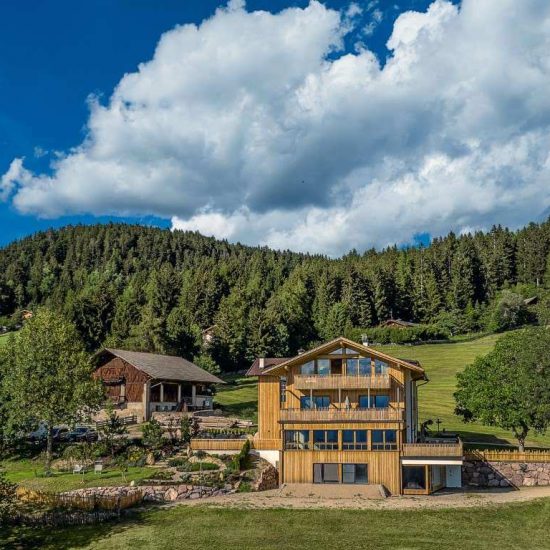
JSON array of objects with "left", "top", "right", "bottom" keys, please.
[
  {"left": 66, "top": 426, "right": 98, "bottom": 443},
  {"left": 28, "top": 425, "right": 69, "bottom": 442}
]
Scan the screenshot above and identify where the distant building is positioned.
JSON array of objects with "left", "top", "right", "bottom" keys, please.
[
  {"left": 202, "top": 325, "right": 217, "bottom": 346},
  {"left": 380, "top": 318, "right": 418, "bottom": 329}
]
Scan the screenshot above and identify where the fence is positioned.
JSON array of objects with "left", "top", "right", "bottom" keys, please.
[
  {"left": 465, "top": 449, "right": 550, "bottom": 462},
  {"left": 402, "top": 440, "right": 463, "bottom": 457},
  {"left": 190, "top": 438, "right": 250, "bottom": 451},
  {"left": 16, "top": 487, "right": 143, "bottom": 512},
  {"left": 95, "top": 414, "right": 137, "bottom": 429}
]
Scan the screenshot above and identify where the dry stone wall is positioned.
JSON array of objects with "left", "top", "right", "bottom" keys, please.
[{"left": 462, "top": 461, "right": 550, "bottom": 487}]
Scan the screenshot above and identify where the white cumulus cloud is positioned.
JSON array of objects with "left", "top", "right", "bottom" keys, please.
[{"left": 3, "top": 0, "right": 550, "bottom": 255}]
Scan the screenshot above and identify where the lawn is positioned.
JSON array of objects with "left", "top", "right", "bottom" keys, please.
[
  {"left": 1, "top": 457, "right": 154, "bottom": 493},
  {"left": 217, "top": 334, "right": 550, "bottom": 448},
  {"left": 215, "top": 374, "right": 259, "bottom": 422},
  {"left": 2, "top": 498, "right": 549, "bottom": 550}
]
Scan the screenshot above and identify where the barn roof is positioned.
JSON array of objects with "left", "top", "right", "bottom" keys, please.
[{"left": 97, "top": 348, "right": 225, "bottom": 385}]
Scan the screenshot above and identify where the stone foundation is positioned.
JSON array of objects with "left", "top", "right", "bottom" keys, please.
[{"left": 462, "top": 461, "right": 550, "bottom": 487}]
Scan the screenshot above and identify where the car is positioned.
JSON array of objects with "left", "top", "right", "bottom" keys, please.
[
  {"left": 28, "top": 425, "right": 69, "bottom": 442},
  {"left": 66, "top": 426, "right": 98, "bottom": 443}
]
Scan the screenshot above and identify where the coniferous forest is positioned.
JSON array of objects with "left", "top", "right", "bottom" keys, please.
[{"left": 1, "top": 220, "right": 550, "bottom": 371}]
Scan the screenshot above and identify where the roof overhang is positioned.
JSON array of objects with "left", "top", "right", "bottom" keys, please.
[{"left": 262, "top": 336, "right": 426, "bottom": 379}]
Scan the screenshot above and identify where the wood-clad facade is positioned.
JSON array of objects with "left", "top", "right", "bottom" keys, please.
[{"left": 249, "top": 337, "right": 463, "bottom": 495}]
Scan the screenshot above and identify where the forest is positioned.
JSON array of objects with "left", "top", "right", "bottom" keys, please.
[{"left": 1, "top": 219, "right": 550, "bottom": 372}]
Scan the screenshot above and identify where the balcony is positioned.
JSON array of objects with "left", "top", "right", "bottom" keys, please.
[
  {"left": 279, "top": 407, "right": 404, "bottom": 423},
  {"left": 293, "top": 374, "right": 391, "bottom": 390},
  {"left": 402, "top": 439, "right": 463, "bottom": 458}
]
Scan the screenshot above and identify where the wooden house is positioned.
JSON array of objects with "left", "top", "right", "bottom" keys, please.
[
  {"left": 248, "top": 337, "right": 463, "bottom": 495},
  {"left": 94, "top": 349, "right": 225, "bottom": 422},
  {"left": 380, "top": 318, "right": 418, "bottom": 329}
]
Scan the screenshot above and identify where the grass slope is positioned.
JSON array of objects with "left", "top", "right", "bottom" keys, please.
[
  {"left": 2, "top": 499, "right": 549, "bottom": 550},
  {"left": 2, "top": 458, "right": 153, "bottom": 493}
]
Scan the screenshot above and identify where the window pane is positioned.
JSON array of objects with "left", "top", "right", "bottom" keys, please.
[
  {"left": 329, "top": 348, "right": 344, "bottom": 355},
  {"left": 385, "top": 430, "right": 396, "bottom": 443},
  {"left": 347, "top": 359, "right": 358, "bottom": 375},
  {"left": 374, "top": 394, "right": 390, "bottom": 408},
  {"left": 356, "top": 430, "right": 367, "bottom": 443},
  {"left": 342, "top": 464, "right": 355, "bottom": 484},
  {"left": 358, "top": 395, "right": 370, "bottom": 408},
  {"left": 355, "top": 464, "right": 368, "bottom": 484},
  {"left": 327, "top": 430, "right": 338, "bottom": 443},
  {"left": 343, "top": 430, "right": 354, "bottom": 443},
  {"left": 313, "top": 464, "right": 323, "bottom": 483},
  {"left": 317, "top": 359, "right": 330, "bottom": 376},
  {"left": 403, "top": 466, "right": 426, "bottom": 490},
  {"left": 300, "top": 396, "right": 312, "bottom": 409},
  {"left": 359, "top": 358, "right": 371, "bottom": 375},
  {"left": 314, "top": 431, "right": 325, "bottom": 443},
  {"left": 375, "top": 359, "right": 388, "bottom": 375},
  {"left": 372, "top": 430, "right": 383, "bottom": 443},
  {"left": 314, "top": 396, "right": 330, "bottom": 409},
  {"left": 301, "top": 361, "right": 315, "bottom": 375},
  {"left": 279, "top": 377, "right": 286, "bottom": 404},
  {"left": 323, "top": 464, "right": 339, "bottom": 483}
]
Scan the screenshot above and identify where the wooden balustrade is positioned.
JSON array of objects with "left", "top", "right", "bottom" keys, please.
[
  {"left": 402, "top": 440, "right": 463, "bottom": 457},
  {"left": 293, "top": 374, "right": 391, "bottom": 390},
  {"left": 279, "top": 407, "right": 404, "bottom": 423}
]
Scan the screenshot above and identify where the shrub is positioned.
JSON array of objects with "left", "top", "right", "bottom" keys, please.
[
  {"left": 487, "top": 290, "right": 530, "bottom": 332},
  {"left": 167, "top": 457, "right": 191, "bottom": 468},
  {"left": 230, "top": 439, "right": 251, "bottom": 472},
  {"left": 126, "top": 445, "right": 146, "bottom": 467},
  {"left": 142, "top": 419, "right": 164, "bottom": 450},
  {"left": 0, "top": 469, "right": 16, "bottom": 522},
  {"left": 146, "top": 470, "right": 174, "bottom": 481}
]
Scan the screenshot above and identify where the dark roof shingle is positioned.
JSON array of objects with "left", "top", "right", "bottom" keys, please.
[
  {"left": 246, "top": 357, "right": 290, "bottom": 376},
  {"left": 100, "top": 349, "right": 225, "bottom": 384}
]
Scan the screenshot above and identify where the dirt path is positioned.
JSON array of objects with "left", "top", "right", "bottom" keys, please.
[{"left": 171, "top": 485, "right": 550, "bottom": 510}]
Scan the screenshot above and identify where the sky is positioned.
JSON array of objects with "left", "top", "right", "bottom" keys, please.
[{"left": 1, "top": 0, "right": 549, "bottom": 256}]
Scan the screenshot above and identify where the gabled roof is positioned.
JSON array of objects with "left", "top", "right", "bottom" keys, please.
[
  {"left": 97, "top": 348, "right": 225, "bottom": 384},
  {"left": 260, "top": 337, "right": 426, "bottom": 379},
  {"left": 246, "top": 357, "right": 292, "bottom": 376},
  {"left": 381, "top": 318, "right": 418, "bottom": 328}
]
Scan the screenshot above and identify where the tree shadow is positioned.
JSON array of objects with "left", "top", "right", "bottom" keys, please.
[{"left": 1, "top": 508, "right": 155, "bottom": 550}]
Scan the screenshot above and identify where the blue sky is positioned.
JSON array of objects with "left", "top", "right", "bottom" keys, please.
[{"left": 1, "top": 0, "right": 548, "bottom": 255}]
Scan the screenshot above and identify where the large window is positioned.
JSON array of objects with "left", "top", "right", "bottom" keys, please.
[
  {"left": 313, "top": 463, "right": 339, "bottom": 483},
  {"left": 371, "top": 430, "right": 397, "bottom": 450},
  {"left": 346, "top": 357, "right": 372, "bottom": 376},
  {"left": 374, "top": 359, "right": 388, "bottom": 375},
  {"left": 342, "top": 464, "right": 368, "bottom": 484},
  {"left": 300, "top": 395, "right": 330, "bottom": 410},
  {"left": 317, "top": 359, "right": 330, "bottom": 377},
  {"left": 342, "top": 430, "right": 368, "bottom": 450},
  {"left": 313, "top": 430, "right": 338, "bottom": 450},
  {"left": 301, "top": 361, "right": 315, "bottom": 375},
  {"left": 284, "top": 430, "right": 310, "bottom": 450},
  {"left": 358, "top": 394, "right": 390, "bottom": 409},
  {"left": 402, "top": 465, "right": 426, "bottom": 490}
]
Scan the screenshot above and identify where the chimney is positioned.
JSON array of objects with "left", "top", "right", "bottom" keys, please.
[
  {"left": 259, "top": 357, "right": 265, "bottom": 369},
  {"left": 297, "top": 348, "right": 305, "bottom": 355},
  {"left": 361, "top": 334, "right": 369, "bottom": 347}
]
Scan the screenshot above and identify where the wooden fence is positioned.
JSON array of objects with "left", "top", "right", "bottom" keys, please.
[
  {"left": 465, "top": 449, "right": 550, "bottom": 463},
  {"left": 95, "top": 414, "right": 137, "bottom": 429},
  {"left": 190, "top": 438, "right": 250, "bottom": 451},
  {"left": 16, "top": 487, "right": 143, "bottom": 511}
]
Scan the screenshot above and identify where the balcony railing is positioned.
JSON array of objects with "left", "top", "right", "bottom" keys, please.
[
  {"left": 293, "top": 374, "right": 391, "bottom": 390},
  {"left": 279, "top": 407, "right": 404, "bottom": 423},
  {"left": 402, "top": 440, "right": 463, "bottom": 457}
]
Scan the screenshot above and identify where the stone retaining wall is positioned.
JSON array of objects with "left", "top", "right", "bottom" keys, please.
[
  {"left": 462, "top": 461, "right": 550, "bottom": 487},
  {"left": 62, "top": 484, "right": 234, "bottom": 503}
]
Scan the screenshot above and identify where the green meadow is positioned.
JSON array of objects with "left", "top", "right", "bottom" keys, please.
[{"left": 2, "top": 499, "right": 549, "bottom": 550}]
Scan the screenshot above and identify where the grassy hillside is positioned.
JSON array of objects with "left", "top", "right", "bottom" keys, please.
[
  {"left": 217, "top": 334, "right": 550, "bottom": 448},
  {"left": 3, "top": 499, "right": 549, "bottom": 549}
]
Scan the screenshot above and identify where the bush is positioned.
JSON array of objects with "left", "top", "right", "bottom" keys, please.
[
  {"left": 167, "top": 457, "right": 190, "bottom": 468},
  {"left": 487, "top": 290, "right": 530, "bottom": 332},
  {"left": 142, "top": 419, "right": 164, "bottom": 450},
  {"left": 0, "top": 469, "right": 16, "bottom": 522},
  {"left": 126, "top": 445, "right": 146, "bottom": 467},
  {"left": 146, "top": 470, "right": 174, "bottom": 481},
  {"left": 230, "top": 439, "right": 251, "bottom": 472}
]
